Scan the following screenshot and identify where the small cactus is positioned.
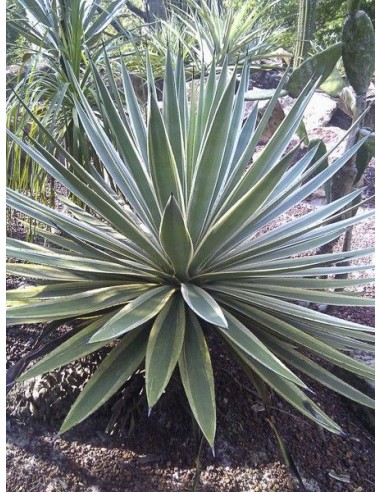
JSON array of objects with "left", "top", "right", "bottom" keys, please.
[
  {"left": 293, "top": 0, "right": 317, "bottom": 69},
  {"left": 287, "top": 42, "right": 342, "bottom": 98}
]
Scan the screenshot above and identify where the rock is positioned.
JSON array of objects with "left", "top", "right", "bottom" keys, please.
[
  {"left": 281, "top": 91, "right": 337, "bottom": 133},
  {"left": 303, "top": 478, "right": 322, "bottom": 491},
  {"left": 249, "top": 69, "right": 282, "bottom": 89},
  {"left": 326, "top": 106, "right": 352, "bottom": 130},
  {"left": 337, "top": 84, "right": 375, "bottom": 130},
  {"left": 6, "top": 64, "right": 25, "bottom": 84}
]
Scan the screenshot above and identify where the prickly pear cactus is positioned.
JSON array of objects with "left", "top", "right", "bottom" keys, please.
[
  {"left": 342, "top": 3, "right": 375, "bottom": 96},
  {"left": 286, "top": 42, "right": 342, "bottom": 98}
]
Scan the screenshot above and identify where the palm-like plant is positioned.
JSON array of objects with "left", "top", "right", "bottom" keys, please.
[
  {"left": 7, "top": 53, "right": 374, "bottom": 449},
  {"left": 7, "top": 0, "right": 126, "bottom": 199}
]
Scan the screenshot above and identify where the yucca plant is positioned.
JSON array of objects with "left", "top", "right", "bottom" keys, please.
[
  {"left": 6, "top": 52, "right": 374, "bottom": 450},
  {"left": 170, "top": 0, "right": 284, "bottom": 67},
  {"left": 118, "top": 0, "right": 285, "bottom": 80}
]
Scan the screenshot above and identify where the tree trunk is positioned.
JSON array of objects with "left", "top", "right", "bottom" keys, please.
[{"left": 146, "top": 0, "right": 167, "bottom": 21}]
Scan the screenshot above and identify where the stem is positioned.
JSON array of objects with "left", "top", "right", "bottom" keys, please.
[{"left": 294, "top": 0, "right": 317, "bottom": 69}]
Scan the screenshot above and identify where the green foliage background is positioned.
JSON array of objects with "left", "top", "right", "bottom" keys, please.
[
  {"left": 227, "top": 0, "right": 375, "bottom": 51},
  {"left": 6, "top": 0, "right": 27, "bottom": 63}
]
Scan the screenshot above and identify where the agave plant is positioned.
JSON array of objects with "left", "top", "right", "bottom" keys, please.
[{"left": 7, "top": 53, "right": 374, "bottom": 449}]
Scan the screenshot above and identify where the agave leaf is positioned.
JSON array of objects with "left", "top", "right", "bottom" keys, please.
[
  {"left": 17, "top": 313, "right": 120, "bottom": 382},
  {"left": 163, "top": 52, "right": 186, "bottom": 188},
  {"left": 178, "top": 310, "right": 216, "bottom": 449},
  {"left": 6, "top": 263, "right": 90, "bottom": 282},
  {"left": 217, "top": 69, "right": 290, "bottom": 205},
  {"left": 247, "top": 136, "right": 369, "bottom": 233},
  {"left": 272, "top": 264, "right": 374, "bottom": 278},
  {"left": 220, "top": 99, "right": 259, "bottom": 191},
  {"left": 56, "top": 196, "right": 143, "bottom": 247},
  {"left": 6, "top": 97, "right": 149, "bottom": 234},
  {"left": 6, "top": 189, "right": 153, "bottom": 265},
  {"left": 213, "top": 289, "right": 374, "bottom": 334},
  {"left": 186, "top": 64, "right": 205, "bottom": 188},
  {"left": 237, "top": 284, "right": 374, "bottom": 306},
  {"left": 212, "top": 228, "right": 346, "bottom": 272},
  {"left": 59, "top": 327, "right": 148, "bottom": 434},
  {"left": 7, "top": 283, "right": 148, "bottom": 325},
  {"left": 190, "top": 155, "right": 303, "bottom": 271},
  {"left": 200, "top": 57, "right": 217, "bottom": 129},
  {"left": 216, "top": 189, "right": 368, "bottom": 268},
  {"left": 148, "top": 89, "right": 184, "bottom": 212},
  {"left": 84, "top": 0, "right": 125, "bottom": 42},
  {"left": 7, "top": 238, "right": 147, "bottom": 276},
  {"left": 23, "top": 215, "right": 156, "bottom": 271},
  {"left": 209, "top": 58, "right": 231, "bottom": 121},
  {"left": 225, "top": 78, "right": 319, "bottom": 207},
  {"left": 282, "top": 316, "right": 375, "bottom": 343},
  {"left": 229, "top": 343, "right": 343, "bottom": 434},
  {"left": 217, "top": 296, "right": 374, "bottom": 380},
  {"left": 73, "top": 98, "right": 164, "bottom": 247},
  {"left": 206, "top": 62, "right": 250, "bottom": 223},
  {"left": 146, "top": 294, "right": 186, "bottom": 409},
  {"left": 262, "top": 336, "right": 374, "bottom": 408},
  {"left": 90, "top": 286, "right": 175, "bottom": 342},
  {"left": 289, "top": 323, "right": 375, "bottom": 352},
  {"left": 7, "top": 130, "right": 152, "bottom": 239},
  {"left": 6, "top": 280, "right": 129, "bottom": 301},
  {"left": 218, "top": 310, "right": 307, "bottom": 388},
  {"left": 181, "top": 283, "right": 227, "bottom": 328},
  {"left": 219, "top": 95, "right": 359, "bottom": 242},
  {"left": 195, "top": 247, "right": 373, "bottom": 282},
  {"left": 99, "top": 49, "right": 129, "bottom": 129},
  {"left": 220, "top": 276, "right": 374, "bottom": 291},
  {"left": 207, "top": 144, "right": 315, "bottom": 257},
  {"left": 88, "top": 60, "right": 162, "bottom": 232},
  {"left": 187, "top": 66, "right": 237, "bottom": 242},
  {"left": 159, "top": 195, "right": 193, "bottom": 279},
  {"left": 120, "top": 61, "right": 148, "bottom": 166},
  {"left": 174, "top": 53, "right": 188, "bottom": 140}
]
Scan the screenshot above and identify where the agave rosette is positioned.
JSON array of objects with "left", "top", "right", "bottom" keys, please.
[{"left": 7, "top": 53, "right": 374, "bottom": 448}]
